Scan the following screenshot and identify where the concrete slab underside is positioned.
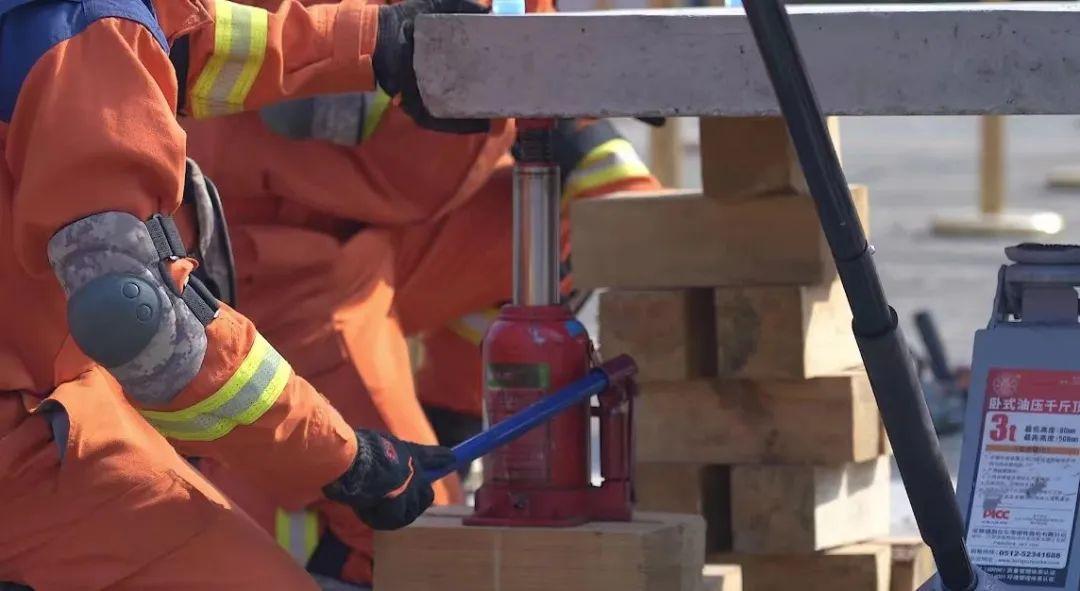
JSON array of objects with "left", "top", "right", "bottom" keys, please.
[{"left": 415, "top": 3, "right": 1080, "bottom": 118}]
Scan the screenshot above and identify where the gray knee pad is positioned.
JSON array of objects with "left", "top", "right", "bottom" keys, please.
[{"left": 48, "top": 212, "right": 212, "bottom": 406}]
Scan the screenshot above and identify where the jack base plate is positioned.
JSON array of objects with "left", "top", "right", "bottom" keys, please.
[{"left": 465, "top": 481, "right": 633, "bottom": 527}]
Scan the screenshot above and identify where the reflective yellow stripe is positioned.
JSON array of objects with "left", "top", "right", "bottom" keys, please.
[
  {"left": 563, "top": 138, "right": 651, "bottom": 202},
  {"left": 448, "top": 308, "right": 500, "bottom": 345},
  {"left": 191, "top": 0, "right": 269, "bottom": 118},
  {"left": 275, "top": 509, "right": 320, "bottom": 564},
  {"left": 190, "top": 1, "right": 231, "bottom": 118},
  {"left": 140, "top": 334, "right": 290, "bottom": 441},
  {"left": 361, "top": 88, "right": 392, "bottom": 141},
  {"left": 275, "top": 508, "right": 290, "bottom": 549}
]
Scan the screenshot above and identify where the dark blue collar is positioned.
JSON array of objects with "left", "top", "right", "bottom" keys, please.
[{"left": 0, "top": 0, "right": 38, "bottom": 16}]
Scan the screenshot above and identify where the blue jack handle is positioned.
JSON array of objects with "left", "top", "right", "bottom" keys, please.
[{"left": 425, "top": 355, "right": 637, "bottom": 482}]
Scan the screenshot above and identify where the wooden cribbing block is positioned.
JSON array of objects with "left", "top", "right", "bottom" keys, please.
[
  {"left": 731, "top": 457, "right": 891, "bottom": 553},
  {"left": 373, "top": 507, "right": 706, "bottom": 591},
  {"left": 570, "top": 186, "right": 869, "bottom": 290},
  {"left": 598, "top": 289, "right": 717, "bottom": 381},
  {"left": 635, "top": 463, "right": 726, "bottom": 514},
  {"left": 636, "top": 463, "right": 732, "bottom": 552},
  {"left": 700, "top": 117, "right": 841, "bottom": 200},
  {"left": 635, "top": 376, "right": 881, "bottom": 465},
  {"left": 713, "top": 544, "right": 891, "bottom": 591},
  {"left": 702, "top": 564, "right": 743, "bottom": 591},
  {"left": 877, "top": 538, "right": 935, "bottom": 591},
  {"left": 715, "top": 277, "right": 863, "bottom": 379}
]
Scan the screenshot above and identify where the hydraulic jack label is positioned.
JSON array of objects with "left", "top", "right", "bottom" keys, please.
[
  {"left": 484, "top": 363, "right": 552, "bottom": 482},
  {"left": 966, "top": 368, "right": 1080, "bottom": 587}
]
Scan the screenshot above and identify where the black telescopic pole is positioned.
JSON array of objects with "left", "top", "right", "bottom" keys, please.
[{"left": 738, "top": 2, "right": 977, "bottom": 590}]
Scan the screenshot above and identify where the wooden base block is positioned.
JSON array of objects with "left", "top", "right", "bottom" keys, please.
[
  {"left": 731, "top": 457, "right": 891, "bottom": 553},
  {"left": 635, "top": 376, "right": 881, "bottom": 465},
  {"left": 876, "top": 538, "right": 936, "bottom": 591},
  {"left": 700, "top": 117, "right": 841, "bottom": 200},
  {"left": 702, "top": 565, "right": 743, "bottom": 591},
  {"left": 715, "top": 278, "right": 863, "bottom": 379},
  {"left": 599, "top": 289, "right": 717, "bottom": 382},
  {"left": 714, "top": 544, "right": 891, "bottom": 591},
  {"left": 636, "top": 463, "right": 732, "bottom": 553},
  {"left": 570, "top": 187, "right": 868, "bottom": 290},
  {"left": 373, "top": 508, "right": 705, "bottom": 591}
]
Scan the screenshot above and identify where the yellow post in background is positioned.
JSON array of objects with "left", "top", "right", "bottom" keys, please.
[
  {"left": 980, "top": 116, "right": 1006, "bottom": 218},
  {"left": 645, "top": 0, "right": 682, "bottom": 188},
  {"left": 932, "top": 115, "right": 1063, "bottom": 237},
  {"left": 933, "top": 0, "right": 1062, "bottom": 237}
]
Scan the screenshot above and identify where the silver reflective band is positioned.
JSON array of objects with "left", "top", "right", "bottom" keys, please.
[
  {"left": 275, "top": 508, "right": 319, "bottom": 565},
  {"left": 140, "top": 334, "right": 289, "bottom": 442}
]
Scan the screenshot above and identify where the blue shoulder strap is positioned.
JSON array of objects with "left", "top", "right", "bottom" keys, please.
[{"left": 0, "top": 0, "right": 169, "bottom": 122}]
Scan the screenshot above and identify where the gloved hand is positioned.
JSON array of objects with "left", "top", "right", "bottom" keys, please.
[
  {"left": 374, "top": 0, "right": 491, "bottom": 134},
  {"left": 324, "top": 430, "right": 455, "bottom": 530}
]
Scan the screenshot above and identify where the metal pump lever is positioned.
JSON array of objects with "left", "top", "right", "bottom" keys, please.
[{"left": 425, "top": 355, "right": 637, "bottom": 482}]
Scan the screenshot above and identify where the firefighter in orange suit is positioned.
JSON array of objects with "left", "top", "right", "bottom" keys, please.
[
  {"left": 184, "top": 69, "right": 660, "bottom": 591},
  {"left": 0, "top": 0, "right": 487, "bottom": 587}
]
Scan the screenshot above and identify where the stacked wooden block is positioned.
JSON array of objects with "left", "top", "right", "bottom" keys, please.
[
  {"left": 573, "top": 117, "right": 929, "bottom": 590},
  {"left": 373, "top": 507, "right": 707, "bottom": 590}
]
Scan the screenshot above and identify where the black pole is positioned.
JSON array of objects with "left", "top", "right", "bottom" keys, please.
[{"left": 739, "top": 2, "right": 977, "bottom": 590}]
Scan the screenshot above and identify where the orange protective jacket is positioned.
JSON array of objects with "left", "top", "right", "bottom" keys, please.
[
  {"left": 182, "top": 99, "right": 508, "bottom": 583},
  {"left": 0, "top": 1, "right": 390, "bottom": 584}
]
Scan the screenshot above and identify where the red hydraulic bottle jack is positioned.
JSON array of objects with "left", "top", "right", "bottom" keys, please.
[{"left": 465, "top": 118, "right": 636, "bottom": 527}]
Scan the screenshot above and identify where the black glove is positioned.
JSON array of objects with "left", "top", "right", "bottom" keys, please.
[
  {"left": 374, "top": 0, "right": 491, "bottom": 134},
  {"left": 324, "top": 430, "right": 455, "bottom": 530}
]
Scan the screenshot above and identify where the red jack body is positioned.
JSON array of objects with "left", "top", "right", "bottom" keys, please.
[
  {"left": 467, "top": 118, "right": 634, "bottom": 527},
  {"left": 468, "top": 305, "right": 592, "bottom": 526},
  {"left": 468, "top": 304, "right": 635, "bottom": 527}
]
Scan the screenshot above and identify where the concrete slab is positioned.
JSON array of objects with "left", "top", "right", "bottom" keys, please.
[{"left": 415, "top": 4, "right": 1080, "bottom": 118}]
